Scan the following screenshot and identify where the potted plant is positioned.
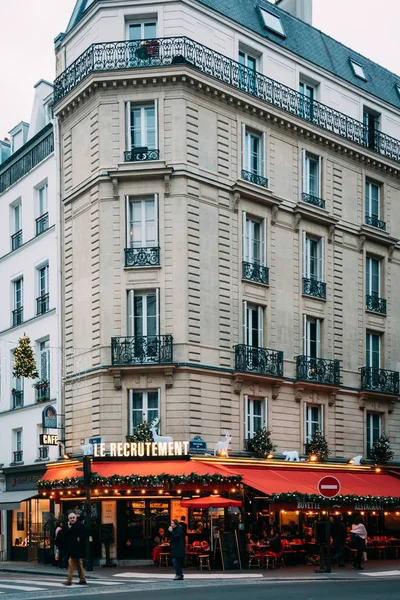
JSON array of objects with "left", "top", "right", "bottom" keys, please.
[
  {"left": 33, "top": 379, "right": 49, "bottom": 390},
  {"left": 135, "top": 40, "right": 160, "bottom": 60},
  {"left": 246, "top": 427, "right": 277, "bottom": 458}
]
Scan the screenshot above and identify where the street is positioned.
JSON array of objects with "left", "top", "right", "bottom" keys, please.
[{"left": 0, "top": 574, "right": 399, "bottom": 600}]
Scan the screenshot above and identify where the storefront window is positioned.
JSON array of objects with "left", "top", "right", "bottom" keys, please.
[
  {"left": 128, "top": 389, "right": 159, "bottom": 433},
  {"left": 11, "top": 498, "right": 52, "bottom": 560}
]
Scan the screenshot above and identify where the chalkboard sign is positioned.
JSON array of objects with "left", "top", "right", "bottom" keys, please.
[
  {"left": 101, "top": 523, "right": 114, "bottom": 543},
  {"left": 219, "top": 531, "right": 241, "bottom": 570}
]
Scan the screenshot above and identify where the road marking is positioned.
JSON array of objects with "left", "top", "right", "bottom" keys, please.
[
  {"left": 6, "top": 579, "right": 66, "bottom": 588},
  {"left": 0, "top": 583, "right": 47, "bottom": 591},
  {"left": 113, "top": 572, "right": 263, "bottom": 580},
  {"left": 362, "top": 570, "right": 400, "bottom": 577}
]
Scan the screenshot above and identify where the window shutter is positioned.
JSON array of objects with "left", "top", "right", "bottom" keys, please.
[
  {"left": 318, "top": 156, "right": 322, "bottom": 198},
  {"left": 241, "top": 123, "right": 247, "bottom": 172},
  {"left": 156, "top": 288, "right": 160, "bottom": 336},
  {"left": 302, "top": 231, "right": 307, "bottom": 278},
  {"left": 301, "top": 149, "right": 307, "bottom": 194},
  {"left": 320, "top": 403, "right": 324, "bottom": 433},
  {"left": 261, "top": 218, "right": 267, "bottom": 267},
  {"left": 126, "top": 102, "right": 131, "bottom": 151},
  {"left": 258, "top": 306, "right": 264, "bottom": 348},
  {"left": 154, "top": 99, "right": 159, "bottom": 150},
  {"left": 125, "top": 196, "right": 131, "bottom": 248},
  {"left": 318, "top": 237, "right": 325, "bottom": 281},
  {"left": 303, "top": 314, "right": 307, "bottom": 356},
  {"left": 127, "top": 290, "right": 135, "bottom": 336},
  {"left": 242, "top": 211, "right": 248, "bottom": 262},
  {"left": 263, "top": 396, "right": 268, "bottom": 429},
  {"left": 244, "top": 394, "right": 249, "bottom": 440},
  {"left": 242, "top": 300, "right": 248, "bottom": 344},
  {"left": 154, "top": 193, "right": 159, "bottom": 246},
  {"left": 316, "top": 318, "right": 321, "bottom": 358}
]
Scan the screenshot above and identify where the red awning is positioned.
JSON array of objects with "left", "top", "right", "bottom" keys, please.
[
  {"left": 223, "top": 465, "right": 400, "bottom": 498},
  {"left": 181, "top": 496, "right": 242, "bottom": 509},
  {"left": 41, "top": 465, "right": 83, "bottom": 481}
]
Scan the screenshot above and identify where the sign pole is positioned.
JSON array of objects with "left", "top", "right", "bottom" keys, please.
[
  {"left": 326, "top": 499, "right": 331, "bottom": 574},
  {"left": 83, "top": 455, "right": 93, "bottom": 572}
]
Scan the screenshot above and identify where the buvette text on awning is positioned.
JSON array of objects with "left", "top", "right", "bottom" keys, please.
[{"left": 94, "top": 441, "right": 190, "bottom": 458}]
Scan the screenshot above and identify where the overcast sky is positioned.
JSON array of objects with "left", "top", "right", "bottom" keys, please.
[{"left": 0, "top": 0, "right": 399, "bottom": 139}]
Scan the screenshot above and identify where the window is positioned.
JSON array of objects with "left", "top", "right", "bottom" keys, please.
[
  {"left": 37, "top": 264, "right": 49, "bottom": 315},
  {"left": 13, "top": 429, "right": 23, "bottom": 463},
  {"left": 299, "top": 81, "right": 315, "bottom": 121},
  {"left": 303, "top": 316, "right": 321, "bottom": 358},
  {"left": 40, "top": 340, "right": 50, "bottom": 382},
  {"left": 366, "top": 412, "right": 381, "bottom": 457},
  {"left": 366, "top": 332, "right": 380, "bottom": 369},
  {"left": 397, "top": 84, "right": 400, "bottom": 99},
  {"left": 242, "top": 213, "right": 266, "bottom": 266},
  {"left": 126, "top": 196, "right": 158, "bottom": 249},
  {"left": 259, "top": 8, "right": 285, "bottom": 37},
  {"left": 366, "top": 256, "right": 380, "bottom": 298},
  {"left": 303, "top": 234, "right": 324, "bottom": 282},
  {"left": 245, "top": 395, "right": 267, "bottom": 439},
  {"left": 11, "top": 203, "right": 22, "bottom": 250},
  {"left": 350, "top": 60, "right": 367, "bottom": 81},
  {"left": 363, "top": 109, "right": 380, "bottom": 151},
  {"left": 302, "top": 151, "right": 321, "bottom": 199},
  {"left": 12, "top": 358, "right": 24, "bottom": 408},
  {"left": 38, "top": 184, "right": 48, "bottom": 216},
  {"left": 126, "top": 102, "right": 157, "bottom": 151},
  {"left": 242, "top": 301, "right": 264, "bottom": 348},
  {"left": 128, "top": 21, "right": 157, "bottom": 41},
  {"left": 128, "top": 389, "right": 160, "bottom": 434},
  {"left": 242, "top": 126, "right": 264, "bottom": 176},
  {"left": 365, "top": 180, "right": 384, "bottom": 228},
  {"left": 305, "top": 404, "right": 323, "bottom": 445},
  {"left": 13, "top": 278, "right": 23, "bottom": 326},
  {"left": 239, "top": 50, "right": 257, "bottom": 93},
  {"left": 127, "top": 290, "right": 159, "bottom": 337}
]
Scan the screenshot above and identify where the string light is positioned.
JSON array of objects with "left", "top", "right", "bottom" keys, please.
[
  {"left": 141, "top": 490, "right": 146, "bottom": 494},
  {"left": 177, "top": 489, "right": 182, "bottom": 494},
  {"left": 231, "top": 488, "right": 236, "bottom": 493}
]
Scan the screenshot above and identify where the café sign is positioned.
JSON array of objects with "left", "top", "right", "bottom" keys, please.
[{"left": 94, "top": 441, "right": 190, "bottom": 458}]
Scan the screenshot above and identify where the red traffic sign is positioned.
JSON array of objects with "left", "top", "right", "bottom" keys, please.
[{"left": 318, "top": 475, "right": 341, "bottom": 499}]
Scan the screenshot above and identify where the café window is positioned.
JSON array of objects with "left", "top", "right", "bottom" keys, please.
[
  {"left": 11, "top": 498, "right": 52, "bottom": 560},
  {"left": 128, "top": 389, "right": 160, "bottom": 434}
]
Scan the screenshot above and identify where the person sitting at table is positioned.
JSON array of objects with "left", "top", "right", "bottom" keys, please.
[
  {"left": 266, "top": 528, "right": 282, "bottom": 559},
  {"left": 152, "top": 528, "right": 169, "bottom": 565}
]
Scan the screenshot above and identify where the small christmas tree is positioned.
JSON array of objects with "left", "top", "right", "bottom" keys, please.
[
  {"left": 246, "top": 427, "right": 277, "bottom": 457},
  {"left": 308, "top": 429, "right": 330, "bottom": 461},
  {"left": 13, "top": 335, "right": 39, "bottom": 379},
  {"left": 127, "top": 420, "right": 154, "bottom": 443},
  {"left": 371, "top": 433, "right": 394, "bottom": 463}
]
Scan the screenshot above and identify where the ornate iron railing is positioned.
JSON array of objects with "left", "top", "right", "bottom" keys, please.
[
  {"left": 125, "top": 246, "right": 160, "bottom": 267},
  {"left": 37, "top": 293, "right": 50, "bottom": 315},
  {"left": 12, "top": 390, "right": 24, "bottom": 409},
  {"left": 0, "top": 128, "right": 54, "bottom": 194},
  {"left": 360, "top": 367, "right": 399, "bottom": 395},
  {"left": 36, "top": 212, "right": 49, "bottom": 235},
  {"left": 302, "top": 277, "right": 326, "bottom": 299},
  {"left": 111, "top": 334, "right": 173, "bottom": 365},
  {"left": 296, "top": 355, "right": 340, "bottom": 386},
  {"left": 12, "top": 307, "right": 23, "bottom": 326},
  {"left": 241, "top": 169, "right": 268, "bottom": 188},
  {"left": 36, "top": 382, "right": 50, "bottom": 402},
  {"left": 13, "top": 451, "right": 23, "bottom": 463},
  {"left": 242, "top": 261, "right": 269, "bottom": 285},
  {"left": 11, "top": 230, "right": 23, "bottom": 251},
  {"left": 234, "top": 344, "right": 284, "bottom": 377},
  {"left": 38, "top": 446, "right": 49, "bottom": 460},
  {"left": 301, "top": 192, "right": 326, "bottom": 210},
  {"left": 53, "top": 37, "right": 400, "bottom": 163},
  {"left": 366, "top": 294, "right": 387, "bottom": 314},
  {"left": 124, "top": 148, "right": 160, "bottom": 162},
  {"left": 365, "top": 215, "right": 386, "bottom": 230}
]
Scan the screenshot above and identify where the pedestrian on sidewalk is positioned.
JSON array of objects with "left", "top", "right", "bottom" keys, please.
[
  {"left": 331, "top": 515, "right": 347, "bottom": 567},
  {"left": 62, "top": 512, "right": 87, "bottom": 586},
  {"left": 55, "top": 521, "right": 69, "bottom": 569},
  {"left": 168, "top": 519, "right": 185, "bottom": 580},
  {"left": 351, "top": 517, "right": 368, "bottom": 570}
]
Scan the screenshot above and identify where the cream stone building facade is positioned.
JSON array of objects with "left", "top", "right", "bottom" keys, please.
[{"left": 54, "top": 0, "right": 400, "bottom": 460}]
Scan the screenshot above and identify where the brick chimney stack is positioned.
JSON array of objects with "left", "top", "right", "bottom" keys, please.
[{"left": 275, "top": 0, "right": 313, "bottom": 25}]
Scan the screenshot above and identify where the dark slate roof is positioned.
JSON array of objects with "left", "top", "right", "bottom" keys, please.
[{"left": 65, "top": 0, "right": 400, "bottom": 111}]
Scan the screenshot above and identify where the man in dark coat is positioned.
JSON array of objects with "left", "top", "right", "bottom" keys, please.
[
  {"left": 331, "top": 515, "right": 347, "bottom": 567},
  {"left": 168, "top": 519, "right": 185, "bottom": 580},
  {"left": 62, "top": 513, "right": 87, "bottom": 585}
]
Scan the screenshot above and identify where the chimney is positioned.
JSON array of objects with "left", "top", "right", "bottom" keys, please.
[{"left": 275, "top": 0, "right": 313, "bottom": 25}]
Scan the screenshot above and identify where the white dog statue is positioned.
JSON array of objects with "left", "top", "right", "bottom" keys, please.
[{"left": 283, "top": 450, "right": 300, "bottom": 462}]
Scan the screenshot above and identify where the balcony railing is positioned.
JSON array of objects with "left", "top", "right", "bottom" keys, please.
[
  {"left": 241, "top": 169, "right": 268, "bottom": 188},
  {"left": 35, "top": 382, "right": 50, "bottom": 402},
  {"left": 301, "top": 192, "right": 326, "bottom": 210},
  {"left": 12, "top": 307, "right": 23, "bottom": 326},
  {"left": 234, "top": 344, "right": 284, "bottom": 377},
  {"left": 365, "top": 215, "right": 386, "bottom": 230},
  {"left": 242, "top": 261, "right": 269, "bottom": 285},
  {"left": 37, "top": 293, "right": 50, "bottom": 315},
  {"left": 11, "top": 230, "right": 22, "bottom": 250},
  {"left": 36, "top": 212, "right": 49, "bottom": 235},
  {"left": 38, "top": 446, "right": 49, "bottom": 460},
  {"left": 360, "top": 366, "right": 399, "bottom": 395},
  {"left": 12, "top": 390, "right": 24, "bottom": 409},
  {"left": 124, "top": 147, "right": 160, "bottom": 162},
  {"left": 53, "top": 37, "right": 400, "bottom": 163},
  {"left": 111, "top": 334, "right": 174, "bottom": 365},
  {"left": 125, "top": 246, "right": 160, "bottom": 267},
  {"left": 366, "top": 294, "right": 387, "bottom": 315},
  {"left": 296, "top": 355, "right": 340, "bottom": 386},
  {"left": 302, "top": 277, "right": 326, "bottom": 299},
  {"left": 13, "top": 451, "right": 23, "bottom": 463}
]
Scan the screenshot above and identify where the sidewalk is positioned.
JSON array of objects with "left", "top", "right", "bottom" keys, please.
[{"left": 1, "top": 559, "right": 399, "bottom": 581}]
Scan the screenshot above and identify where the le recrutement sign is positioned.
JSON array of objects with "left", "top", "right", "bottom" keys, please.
[{"left": 93, "top": 441, "right": 190, "bottom": 458}]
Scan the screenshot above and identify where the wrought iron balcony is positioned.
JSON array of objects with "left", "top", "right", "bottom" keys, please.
[
  {"left": 13, "top": 451, "right": 23, "bottom": 463},
  {"left": 111, "top": 334, "right": 174, "bottom": 366},
  {"left": 301, "top": 192, "right": 326, "bottom": 210},
  {"left": 125, "top": 246, "right": 160, "bottom": 267},
  {"left": 242, "top": 261, "right": 269, "bottom": 285},
  {"left": 11, "top": 230, "right": 22, "bottom": 251},
  {"left": 37, "top": 293, "right": 50, "bottom": 315},
  {"left": 53, "top": 37, "right": 400, "bottom": 163},
  {"left": 124, "top": 147, "right": 160, "bottom": 162},
  {"left": 35, "top": 382, "right": 50, "bottom": 402},
  {"left": 36, "top": 212, "right": 49, "bottom": 235},
  {"left": 365, "top": 215, "right": 386, "bottom": 230},
  {"left": 12, "top": 307, "right": 23, "bottom": 326},
  {"left": 360, "top": 366, "right": 399, "bottom": 395},
  {"left": 302, "top": 277, "right": 326, "bottom": 299},
  {"left": 12, "top": 390, "right": 24, "bottom": 409},
  {"left": 241, "top": 169, "right": 268, "bottom": 188},
  {"left": 366, "top": 294, "right": 387, "bottom": 315},
  {"left": 234, "top": 344, "right": 284, "bottom": 377},
  {"left": 296, "top": 355, "right": 340, "bottom": 386},
  {"left": 38, "top": 446, "right": 49, "bottom": 460}
]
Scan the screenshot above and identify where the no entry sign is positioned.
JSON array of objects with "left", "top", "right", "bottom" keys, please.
[{"left": 318, "top": 475, "right": 341, "bottom": 499}]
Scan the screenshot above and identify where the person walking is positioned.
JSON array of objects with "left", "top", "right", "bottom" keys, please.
[
  {"left": 168, "top": 519, "right": 185, "bottom": 580},
  {"left": 55, "top": 521, "right": 69, "bottom": 569},
  {"left": 351, "top": 516, "right": 368, "bottom": 570},
  {"left": 62, "top": 512, "right": 87, "bottom": 585},
  {"left": 331, "top": 515, "right": 347, "bottom": 567}
]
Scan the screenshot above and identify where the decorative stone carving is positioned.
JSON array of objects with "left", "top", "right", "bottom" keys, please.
[
  {"left": 112, "top": 178, "right": 119, "bottom": 201},
  {"left": 232, "top": 191, "right": 240, "bottom": 212},
  {"left": 328, "top": 224, "right": 335, "bottom": 244},
  {"left": 293, "top": 213, "right": 301, "bottom": 232},
  {"left": 271, "top": 205, "right": 279, "bottom": 225},
  {"left": 295, "top": 387, "right": 304, "bottom": 403},
  {"left": 164, "top": 174, "right": 171, "bottom": 197},
  {"left": 388, "top": 400, "right": 396, "bottom": 414},
  {"left": 388, "top": 244, "right": 396, "bottom": 262},
  {"left": 233, "top": 376, "right": 242, "bottom": 394},
  {"left": 113, "top": 372, "right": 122, "bottom": 390},
  {"left": 272, "top": 384, "right": 280, "bottom": 400},
  {"left": 358, "top": 234, "right": 366, "bottom": 253},
  {"left": 165, "top": 369, "right": 174, "bottom": 388}
]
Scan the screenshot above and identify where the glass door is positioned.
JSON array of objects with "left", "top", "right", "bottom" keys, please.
[{"left": 118, "top": 499, "right": 170, "bottom": 559}]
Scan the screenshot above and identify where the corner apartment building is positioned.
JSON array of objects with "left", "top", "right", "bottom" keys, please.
[
  {"left": 0, "top": 81, "right": 60, "bottom": 561},
  {"left": 53, "top": 0, "right": 400, "bottom": 459}
]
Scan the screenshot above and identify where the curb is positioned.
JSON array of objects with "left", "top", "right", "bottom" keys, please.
[{"left": 0, "top": 567, "right": 100, "bottom": 579}]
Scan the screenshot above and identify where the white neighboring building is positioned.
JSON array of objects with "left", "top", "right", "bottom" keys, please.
[{"left": 0, "top": 80, "right": 60, "bottom": 562}]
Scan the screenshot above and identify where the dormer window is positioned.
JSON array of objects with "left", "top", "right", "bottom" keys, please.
[
  {"left": 350, "top": 60, "right": 367, "bottom": 81},
  {"left": 259, "top": 8, "right": 286, "bottom": 37}
]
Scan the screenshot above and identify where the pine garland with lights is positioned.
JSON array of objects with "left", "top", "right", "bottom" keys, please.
[
  {"left": 13, "top": 335, "right": 39, "bottom": 379},
  {"left": 370, "top": 433, "right": 394, "bottom": 464},
  {"left": 308, "top": 429, "right": 330, "bottom": 461},
  {"left": 246, "top": 427, "right": 277, "bottom": 457},
  {"left": 271, "top": 492, "right": 400, "bottom": 509},
  {"left": 127, "top": 421, "right": 154, "bottom": 443}
]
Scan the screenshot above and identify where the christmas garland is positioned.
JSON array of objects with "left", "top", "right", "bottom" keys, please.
[
  {"left": 271, "top": 492, "right": 400, "bottom": 509},
  {"left": 38, "top": 471, "right": 242, "bottom": 490}
]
